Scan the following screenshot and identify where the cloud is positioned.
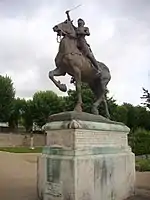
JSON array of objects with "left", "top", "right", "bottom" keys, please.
[{"left": 0, "top": 0, "right": 150, "bottom": 105}]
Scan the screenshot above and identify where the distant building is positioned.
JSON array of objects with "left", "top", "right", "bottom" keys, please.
[
  {"left": 0, "top": 122, "right": 9, "bottom": 132},
  {"left": 32, "top": 123, "right": 43, "bottom": 134}
]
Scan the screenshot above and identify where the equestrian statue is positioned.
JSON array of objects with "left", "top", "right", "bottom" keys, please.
[{"left": 49, "top": 10, "right": 111, "bottom": 117}]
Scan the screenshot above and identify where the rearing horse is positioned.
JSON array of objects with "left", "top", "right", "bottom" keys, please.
[{"left": 49, "top": 19, "right": 111, "bottom": 117}]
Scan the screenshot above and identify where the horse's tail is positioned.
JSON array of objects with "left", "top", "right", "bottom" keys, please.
[
  {"left": 98, "top": 61, "right": 111, "bottom": 83},
  {"left": 98, "top": 61, "right": 110, "bottom": 72}
]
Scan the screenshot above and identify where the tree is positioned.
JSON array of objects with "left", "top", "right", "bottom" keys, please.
[
  {"left": 121, "top": 103, "right": 138, "bottom": 129},
  {"left": 0, "top": 75, "right": 15, "bottom": 122},
  {"left": 135, "top": 106, "right": 150, "bottom": 130},
  {"left": 8, "top": 98, "right": 34, "bottom": 132},
  {"left": 112, "top": 105, "right": 128, "bottom": 124},
  {"left": 141, "top": 88, "right": 150, "bottom": 109},
  {"left": 32, "top": 91, "right": 63, "bottom": 127},
  {"left": 9, "top": 98, "right": 26, "bottom": 129}
]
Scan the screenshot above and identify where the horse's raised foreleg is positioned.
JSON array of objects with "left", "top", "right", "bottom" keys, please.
[
  {"left": 49, "top": 68, "right": 67, "bottom": 92},
  {"left": 73, "top": 68, "right": 82, "bottom": 112}
]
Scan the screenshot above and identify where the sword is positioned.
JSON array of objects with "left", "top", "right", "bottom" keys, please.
[{"left": 66, "top": 4, "right": 82, "bottom": 13}]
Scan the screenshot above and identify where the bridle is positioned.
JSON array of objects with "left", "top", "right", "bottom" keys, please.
[{"left": 56, "top": 27, "right": 68, "bottom": 43}]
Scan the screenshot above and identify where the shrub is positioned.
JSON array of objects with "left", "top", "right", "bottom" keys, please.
[
  {"left": 136, "top": 158, "right": 150, "bottom": 172},
  {"left": 129, "top": 128, "right": 150, "bottom": 156}
]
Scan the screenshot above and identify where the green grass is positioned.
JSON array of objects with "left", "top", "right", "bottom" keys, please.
[
  {"left": 0, "top": 147, "right": 43, "bottom": 153},
  {"left": 136, "top": 158, "right": 150, "bottom": 172}
]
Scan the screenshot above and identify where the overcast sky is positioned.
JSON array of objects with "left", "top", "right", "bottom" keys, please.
[{"left": 0, "top": 0, "right": 150, "bottom": 105}]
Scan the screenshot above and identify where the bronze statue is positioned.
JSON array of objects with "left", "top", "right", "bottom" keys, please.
[{"left": 49, "top": 11, "right": 111, "bottom": 117}]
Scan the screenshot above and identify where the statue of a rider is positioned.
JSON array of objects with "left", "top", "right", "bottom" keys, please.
[{"left": 66, "top": 11, "right": 101, "bottom": 76}]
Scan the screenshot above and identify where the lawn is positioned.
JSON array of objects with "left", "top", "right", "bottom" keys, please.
[{"left": 0, "top": 147, "right": 43, "bottom": 153}]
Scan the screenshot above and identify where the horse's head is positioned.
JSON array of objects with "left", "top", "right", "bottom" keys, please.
[{"left": 53, "top": 20, "right": 76, "bottom": 37}]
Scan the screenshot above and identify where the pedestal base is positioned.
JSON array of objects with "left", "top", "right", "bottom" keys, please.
[{"left": 37, "top": 112, "right": 135, "bottom": 200}]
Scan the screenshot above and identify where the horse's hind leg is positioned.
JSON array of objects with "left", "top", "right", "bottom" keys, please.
[
  {"left": 92, "top": 90, "right": 110, "bottom": 118},
  {"left": 49, "top": 68, "right": 67, "bottom": 92},
  {"left": 91, "top": 93, "right": 104, "bottom": 115},
  {"left": 103, "top": 96, "right": 110, "bottom": 119},
  {"left": 90, "top": 78, "right": 110, "bottom": 118},
  {"left": 89, "top": 79, "right": 103, "bottom": 115},
  {"left": 73, "top": 67, "right": 82, "bottom": 112}
]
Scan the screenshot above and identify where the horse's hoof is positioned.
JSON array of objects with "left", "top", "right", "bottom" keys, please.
[
  {"left": 91, "top": 106, "right": 99, "bottom": 115},
  {"left": 74, "top": 108, "right": 82, "bottom": 112},
  {"left": 59, "top": 84, "right": 67, "bottom": 92},
  {"left": 74, "top": 104, "right": 82, "bottom": 112},
  {"left": 106, "top": 114, "right": 111, "bottom": 119}
]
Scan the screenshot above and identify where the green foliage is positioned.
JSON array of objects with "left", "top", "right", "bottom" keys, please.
[
  {"left": 112, "top": 105, "right": 128, "bottom": 124},
  {"left": 8, "top": 98, "right": 34, "bottom": 132},
  {"left": 0, "top": 75, "right": 15, "bottom": 122},
  {"left": 32, "top": 91, "right": 63, "bottom": 127},
  {"left": 112, "top": 103, "right": 150, "bottom": 130},
  {"left": 129, "top": 128, "right": 150, "bottom": 156},
  {"left": 134, "top": 106, "right": 150, "bottom": 130},
  {"left": 136, "top": 158, "right": 150, "bottom": 172},
  {"left": 121, "top": 103, "right": 138, "bottom": 129}
]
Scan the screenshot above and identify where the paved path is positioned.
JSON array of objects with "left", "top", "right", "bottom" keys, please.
[
  {"left": 127, "top": 172, "right": 150, "bottom": 200},
  {"left": 0, "top": 152, "right": 150, "bottom": 200},
  {"left": 0, "top": 152, "right": 39, "bottom": 200}
]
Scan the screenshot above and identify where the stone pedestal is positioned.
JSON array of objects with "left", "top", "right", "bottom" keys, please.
[{"left": 37, "top": 112, "right": 135, "bottom": 200}]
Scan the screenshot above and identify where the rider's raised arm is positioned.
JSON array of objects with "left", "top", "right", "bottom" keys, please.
[{"left": 65, "top": 10, "right": 71, "bottom": 21}]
